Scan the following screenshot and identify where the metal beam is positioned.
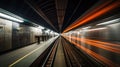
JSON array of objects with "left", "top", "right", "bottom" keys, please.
[
  {"left": 55, "top": 0, "right": 68, "bottom": 32},
  {"left": 25, "top": 0, "right": 58, "bottom": 32}
]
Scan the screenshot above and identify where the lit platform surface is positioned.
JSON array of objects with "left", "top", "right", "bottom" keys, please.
[{"left": 0, "top": 37, "right": 58, "bottom": 67}]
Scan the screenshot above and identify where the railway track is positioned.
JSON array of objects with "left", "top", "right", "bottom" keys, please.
[
  {"left": 42, "top": 38, "right": 59, "bottom": 67},
  {"left": 61, "top": 37, "right": 103, "bottom": 67},
  {"left": 62, "top": 37, "right": 81, "bottom": 67},
  {"left": 31, "top": 37, "right": 102, "bottom": 67}
]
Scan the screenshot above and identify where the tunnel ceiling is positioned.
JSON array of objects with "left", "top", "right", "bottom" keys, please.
[{"left": 0, "top": 0, "right": 119, "bottom": 33}]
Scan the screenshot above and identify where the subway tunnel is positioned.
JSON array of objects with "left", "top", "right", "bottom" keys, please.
[{"left": 0, "top": 0, "right": 120, "bottom": 67}]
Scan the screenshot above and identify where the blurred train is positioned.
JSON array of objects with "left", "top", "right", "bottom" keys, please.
[{"left": 63, "top": 18, "right": 120, "bottom": 66}]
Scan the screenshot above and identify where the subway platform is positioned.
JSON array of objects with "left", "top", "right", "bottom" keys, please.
[
  {"left": 0, "top": 0, "right": 120, "bottom": 67},
  {"left": 0, "top": 37, "right": 58, "bottom": 67}
]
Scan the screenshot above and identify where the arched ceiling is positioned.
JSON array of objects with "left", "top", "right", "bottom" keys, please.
[{"left": 0, "top": 0, "right": 119, "bottom": 33}]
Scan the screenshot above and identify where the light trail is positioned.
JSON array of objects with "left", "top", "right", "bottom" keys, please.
[
  {"left": 63, "top": 35, "right": 119, "bottom": 67},
  {"left": 85, "top": 38, "right": 120, "bottom": 47},
  {"left": 67, "top": 0, "right": 113, "bottom": 28},
  {"left": 63, "top": 0, "right": 120, "bottom": 33},
  {"left": 66, "top": 36, "right": 120, "bottom": 54}
]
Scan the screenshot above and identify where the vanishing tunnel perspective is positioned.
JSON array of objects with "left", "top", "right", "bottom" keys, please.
[{"left": 0, "top": 0, "right": 120, "bottom": 67}]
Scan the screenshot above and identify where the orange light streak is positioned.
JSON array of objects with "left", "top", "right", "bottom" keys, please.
[
  {"left": 66, "top": 36, "right": 120, "bottom": 54},
  {"left": 67, "top": 0, "right": 113, "bottom": 28},
  {"left": 85, "top": 39, "right": 120, "bottom": 47},
  {"left": 63, "top": 1, "right": 120, "bottom": 33},
  {"left": 63, "top": 36, "right": 119, "bottom": 67}
]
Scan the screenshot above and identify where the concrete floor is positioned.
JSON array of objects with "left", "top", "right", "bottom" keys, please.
[{"left": 0, "top": 37, "right": 58, "bottom": 67}]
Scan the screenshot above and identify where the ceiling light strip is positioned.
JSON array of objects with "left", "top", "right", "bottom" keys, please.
[{"left": 0, "top": 12, "right": 24, "bottom": 22}]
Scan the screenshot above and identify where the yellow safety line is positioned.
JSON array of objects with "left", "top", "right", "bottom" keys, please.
[{"left": 9, "top": 45, "right": 42, "bottom": 67}]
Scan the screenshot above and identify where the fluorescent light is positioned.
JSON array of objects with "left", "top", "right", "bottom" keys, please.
[
  {"left": 54, "top": 32, "right": 59, "bottom": 35},
  {"left": 0, "top": 12, "right": 24, "bottom": 22},
  {"left": 82, "top": 26, "right": 91, "bottom": 29},
  {"left": 50, "top": 31, "right": 53, "bottom": 34},
  {"left": 38, "top": 26, "right": 44, "bottom": 29},
  {"left": 88, "top": 27, "right": 106, "bottom": 31},
  {"left": 45, "top": 29, "right": 50, "bottom": 33},
  {"left": 97, "top": 18, "right": 120, "bottom": 25}
]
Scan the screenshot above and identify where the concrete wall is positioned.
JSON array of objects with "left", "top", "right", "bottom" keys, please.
[
  {"left": 0, "top": 18, "right": 43, "bottom": 52},
  {"left": 0, "top": 18, "right": 12, "bottom": 51}
]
